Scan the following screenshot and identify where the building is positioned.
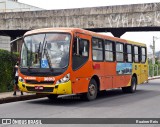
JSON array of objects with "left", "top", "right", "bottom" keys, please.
[
  {"left": 0, "top": 0, "right": 44, "bottom": 51},
  {"left": 0, "top": 0, "right": 43, "bottom": 12}
]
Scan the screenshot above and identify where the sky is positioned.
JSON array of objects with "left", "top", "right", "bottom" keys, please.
[{"left": 18, "top": 0, "right": 160, "bottom": 53}]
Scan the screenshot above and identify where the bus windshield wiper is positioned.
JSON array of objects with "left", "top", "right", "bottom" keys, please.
[
  {"left": 37, "top": 42, "right": 42, "bottom": 68},
  {"left": 23, "top": 41, "right": 32, "bottom": 71}
]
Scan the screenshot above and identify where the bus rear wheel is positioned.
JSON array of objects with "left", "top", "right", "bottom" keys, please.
[
  {"left": 82, "top": 79, "right": 98, "bottom": 101},
  {"left": 122, "top": 76, "right": 137, "bottom": 93},
  {"left": 47, "top": 94, "right": 58, "bottom": 100}
]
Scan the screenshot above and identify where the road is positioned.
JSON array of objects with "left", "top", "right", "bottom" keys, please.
[{"left": 0, "top": 79, "right": 160, "bottom": 127}]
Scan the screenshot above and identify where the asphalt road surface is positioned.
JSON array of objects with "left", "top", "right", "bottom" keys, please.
[{"left": 0, "top": 79, "right": 160, "bottom": 127}]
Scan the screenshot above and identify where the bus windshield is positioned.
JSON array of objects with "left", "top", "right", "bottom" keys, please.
[{"left": 21, "top": 33, "right": 71, "bottom": 69}]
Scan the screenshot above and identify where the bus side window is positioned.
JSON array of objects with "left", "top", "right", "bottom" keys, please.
[
  {"left": 134, "top": 46, "right": 140, "bottom": 63},
  {"left": 116, "top": 42, "right": 124, "bottom": 62},
  {"left": 104, "top": 40, "right": 114, "bottom": 61},
  {"left": 72, "top": 37, "right": 89, "bottom": 70},
  {"left": 126, "top": 44, "right": 132, "bottom": 62},
  {"left": 73, "top": 38, "right": 89, "bottom": 57},
  {"left": 92, "top": 38, "right": 103, "bottom": 61},
  {"left": 141, "top": 47, "right": 146, "bottom": 63},
  {"left": 79, "top": 40, "right": 89, "bottom": 57}
]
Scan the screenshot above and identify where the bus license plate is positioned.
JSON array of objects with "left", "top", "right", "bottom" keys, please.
[{"left": 35, "top": 86, "right": 43, "bottom": 90}]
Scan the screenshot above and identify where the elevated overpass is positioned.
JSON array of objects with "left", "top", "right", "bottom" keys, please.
[{"left": 0, "top": 2, "right": 160, "bottom": 51}]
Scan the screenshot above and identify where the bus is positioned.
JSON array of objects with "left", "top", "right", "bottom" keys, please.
[{"left": 18, "top": 28, "right": 148, "bottom": 101}]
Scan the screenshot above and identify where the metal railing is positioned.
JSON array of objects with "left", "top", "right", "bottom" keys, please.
[{"left": 148, "top": 64, "right": 160, "bottom": 77}]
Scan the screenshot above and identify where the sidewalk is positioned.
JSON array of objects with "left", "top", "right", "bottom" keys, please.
[
  {"left": 0, "top": 76, "right": 160, "bottom": 104},
  {"left": 0, "top": 91, "right": 47, "bottom": 104},
  {"left": 148, "top": 75, "right": 160, "bottom": 80}
]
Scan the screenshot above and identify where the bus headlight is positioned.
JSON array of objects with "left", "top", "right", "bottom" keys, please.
[
  {"left": 56, "top": 73, "right": 70, "bottom": 84},
  {"left": 19, "top": 76, "right": 24, "bottom": 83}
]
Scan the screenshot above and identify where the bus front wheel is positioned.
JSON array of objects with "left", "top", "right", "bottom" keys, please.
[
  {"left": 82, "top": 79, "right": 98, "bottom": 101},
  {"left": 122, "top": 76, "right": 137, "bottom": 93}
]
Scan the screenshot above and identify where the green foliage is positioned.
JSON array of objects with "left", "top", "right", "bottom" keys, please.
[{"left": 0, "top": 49, "right": 19, "bottom": 92}]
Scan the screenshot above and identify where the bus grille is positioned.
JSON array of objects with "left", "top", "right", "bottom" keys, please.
[
  {"left": 26, "top": 86, "right": 54, "bottom": 92},
  {"left": 26, "top": 80, "right": 54, "bottom": 85}
]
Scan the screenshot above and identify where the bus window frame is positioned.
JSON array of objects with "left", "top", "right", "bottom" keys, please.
[
  {"left": 125, "top": 44, "right": 133, "bottom": 63},
  {"left": 72, "top": 36, "right": 90, "bottom": 71},
  {"left": 133, "top": 45, "right": 141, "bottom": 63},
  {"left": 141, "top": 46, "right": 147, "bottom": 63},
  {"left": 92, "top": 37, "right": 104, "bottom": 62},
  {"left": 115, "top": 42, "right": 125, "bottom": 62},
  {"left": 104, "top": 39, "right": 115, "bottom": 62}
]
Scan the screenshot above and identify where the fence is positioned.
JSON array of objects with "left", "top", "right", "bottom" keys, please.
[{"left": 148, "top": 64, "right": 160, "bottom": 77}]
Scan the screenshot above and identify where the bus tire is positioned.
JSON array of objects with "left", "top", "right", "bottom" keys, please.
[
  {"left": 122, "top": 76, "right": 137, "bottom": 93},
  {"left": 82, "top": 79, "right": 98, "bottom": 101},
  {"left": 47, "top": 94, "right": 58, "bottom": 100}
]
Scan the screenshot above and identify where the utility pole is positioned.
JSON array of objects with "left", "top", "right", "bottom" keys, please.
[{"left": 152, "top": 36, "right": 155, "bottom": 65}]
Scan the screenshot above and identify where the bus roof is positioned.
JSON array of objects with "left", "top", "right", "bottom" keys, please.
[
  {"left": 24, "top": 27, "right": 146, "bottom": 47},
  {"left": 24, "top": 27, "right": 127, "bottom": 42},
  {"left": 24, "top": 27, "right": 76, "bottom": 36},
  {"left": 126, "top": 40, "right": 146, "bottom": 47}
]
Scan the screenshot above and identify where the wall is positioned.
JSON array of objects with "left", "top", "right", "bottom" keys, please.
[{"left": 0, "top": 36, "right": 10, "bottom": 51}]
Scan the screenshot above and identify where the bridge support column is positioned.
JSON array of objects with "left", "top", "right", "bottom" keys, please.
[
  {"left": 10, "top": 36, "right": 23, "bottom": 52},
  {"left": 111, "top": 30, "right": 126, "bottom": 38}
]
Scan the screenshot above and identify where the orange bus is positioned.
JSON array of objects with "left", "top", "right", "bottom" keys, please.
[{"left": 18, "top": 28, "right": 148, "bottom": 101}]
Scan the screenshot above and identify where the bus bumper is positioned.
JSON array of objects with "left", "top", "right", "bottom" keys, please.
[{"left": 18, "top": 80, "right": 72, "bottom": 95}]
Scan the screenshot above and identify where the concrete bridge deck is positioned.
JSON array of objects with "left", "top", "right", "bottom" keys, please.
[{"left": 0, "top": 2, "right": 160, "bottom": 38}]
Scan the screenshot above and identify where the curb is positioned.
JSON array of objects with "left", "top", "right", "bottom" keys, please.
[
  {"left": 0, "top": 94, "right": 47, "bottom": 104},
  {"left": 148, "top": 77, "right": 160, "bottom": 80}
]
